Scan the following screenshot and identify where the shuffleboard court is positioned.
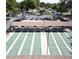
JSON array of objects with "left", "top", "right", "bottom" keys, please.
[
  {"left": 6, "top": 31, "right": 72, "bottom": 56},
  {"left": 46, "top": 32, "right": 60, "bottom": 55},
  {"left": 32, "top": 32, "right": 41, "bottom": 55},
  {"left": 60, "top": 32, "right": 72, "bottom": 48},
  {"left": 6, "top": 33, "right": 20, "bottom": 51},
  {"left": 53, "top": 32, "right": 71, "bottom": 56},
  {"left": 20, "top": 32, "right": 33, "bottom": 55}
]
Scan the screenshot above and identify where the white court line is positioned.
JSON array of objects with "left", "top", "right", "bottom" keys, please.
[
  {"left": 7, "top": 32, "right": 22, "bottom": 55},
  {"left": 30, "top": 32, "right": 35, "bottom": 55},
  {"left": 64, "top": 32, "right": 72, "bottom": 39},
  {"left": 64, "top": 32, "right": 70, "bottom": 37},
  {"left": 64, "top": 32, "right": 72, "bottom": 41},
  {"left": 48, "top": 47, "right": 50, "bottom": 55},
  {"left": 6, "top": 32, "right": 15, "bottom": 42},
  {"left": 17, "top": 32, "right": 29, "bottom": 55},
  {"left": 51, "top": 32, "right": 62, "bottom": 55},
  {"left": 58, "top": 32, "right": 72, "bottom": 52},
  {"left": 41, "top": 32, "right": 48, "bottom": 55}
]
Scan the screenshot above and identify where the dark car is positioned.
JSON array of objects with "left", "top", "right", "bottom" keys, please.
[{"left": 6, "top": 12, "right": 16, "bottom": 20}]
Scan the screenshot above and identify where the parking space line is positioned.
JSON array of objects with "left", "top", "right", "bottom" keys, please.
[
  {"left": 41, "top": 32, "right": 48, "bottom": 55},
  {"left": 17, "top": 32, "right": 29, "bottom": 55},
  {"left": 6, "top": 32, "right": 15, "bottom": 42},
  {"left": 58, "top": 32, "right": 71, "bottom": 52},
  {"left": 30, "top": 32, "right": 35, "bottom": 55},
  {"left": 51, "top": 32, "right": 62, "bottom": 55},
  {"left": 7, "top": 32, "right": 22, "bottom": 55}
]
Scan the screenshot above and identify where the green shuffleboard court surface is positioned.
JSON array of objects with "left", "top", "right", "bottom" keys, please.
[{"left": 6, "top": 31, "right": 72, "bottom": 56}]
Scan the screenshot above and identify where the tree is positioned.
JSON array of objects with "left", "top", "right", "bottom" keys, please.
[
  {"left": 39, "top": 9, "right": 45, "bottom": 15},
  {"left": 58, "top": 0, "right": 72, "bottom": 12},
  {"left": 51, "top": 3, "right": 59, "bottom": 11},
  {"left": 36, "top": 0, "right": 40, "bottom": 6},
  {"left": 66, "top": 0, "right": 72, "bottom": 10},
  {"left": 18, "top": 0, "right": 27, "bottom": 11},
  {"left": 46, "top": 3, "right": 53, "bottom": 9},
  {"left": 27, "top": 0, "right": 37, "bottom": 9},
  {"left": 39, "top": 2, "right": 46, "bottom": 8},
  {"left": 6, "top": 0, "right": 18, "bottom": 13}
]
